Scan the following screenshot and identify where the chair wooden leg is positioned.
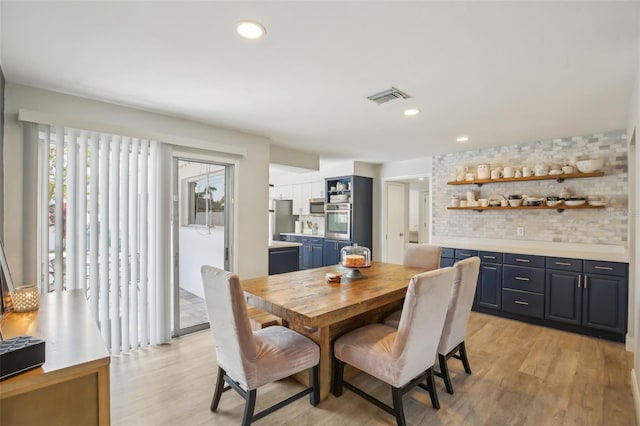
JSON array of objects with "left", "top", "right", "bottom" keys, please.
[
  {"left": 210, "top": 367, "right": 226, "bottom": 411},
  {"left": 310, "top": 365, "right": 320, "bottom": 406},
  {"left": 459, "top": 341, "right": 472, "bottom": 374},
  {"left": 439, "top": 353, "right": 454, "bottom": 395},
  {"left": 426, "top": 367, "right": 440, "bottom": 409},
  {"left": 241, "top": 389, "right": 257, "bottom": 426},
  {"left": 391, "top": 386, "right": 407, "bottom": 426},
  {"left": 332, "top": 358, "right": 345, "bottom": 397}
]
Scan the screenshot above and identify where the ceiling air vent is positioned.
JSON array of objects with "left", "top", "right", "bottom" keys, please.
[{"left": 366, "top": 87, "right": 411, "bottom": 104}]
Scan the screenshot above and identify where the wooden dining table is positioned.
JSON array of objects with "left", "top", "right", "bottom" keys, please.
[{"left": 242, "top": 261, "right": 427, "bottom": 401}]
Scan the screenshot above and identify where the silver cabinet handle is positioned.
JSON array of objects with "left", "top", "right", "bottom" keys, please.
[
  {"left": 594, "top": 266, "right": 613, "bottom": 271},
  {"left": 515, "top": 277, "right": 530, "bottom": 281},
  {"left": 460, "top": 253, "right": 471, "bottom": 257},
  {"left": 515, "top": 300, "right": 529, "bottom": 306},
  {"left": 515, "top": 258, "right": 530, "bottom": 263},
  {"left": 483, "top": 255, "right": 496, "bottom": 260},
  {"left": 577, "top": 274, "right": 582, "bottom": 288},
  {"left": 484, "top": 266, "right": 497, "bottom": 270},
  {"left": 584, "top": 275, "right": 588, "bottom": 289},
  {"left": 555, "top": 261, "right": 572, "bottom": 266}
]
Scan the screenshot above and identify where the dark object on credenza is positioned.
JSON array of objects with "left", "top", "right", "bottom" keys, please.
[{"left": 0, "top": 335, "right": 46, "bottom": 380}]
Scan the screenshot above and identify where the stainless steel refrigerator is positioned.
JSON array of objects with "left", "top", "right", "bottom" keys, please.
[{"left": 269, "top": 199, "right": 295, "bottom": 241}]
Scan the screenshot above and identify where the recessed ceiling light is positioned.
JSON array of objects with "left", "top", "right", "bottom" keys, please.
[
  {"left": 456, "top": 136, "right": 469, "bottom": 143},
  {"left": 403, "top": 108, "right": 420, "bottom": 116},
  {"left": 237, "top": 20, "right": 266, "bottom": 39},
  {"left": 418, "top": 177, "right": 425, "bottom": 181}
]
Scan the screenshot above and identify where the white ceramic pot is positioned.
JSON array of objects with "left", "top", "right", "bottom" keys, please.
[{"left": 477, "top": 164, "right": 490, "bottom": 180}]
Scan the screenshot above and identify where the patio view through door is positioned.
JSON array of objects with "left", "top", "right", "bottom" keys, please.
[{"left": 172, "top": 158, "right": 233, "bottom": 336}]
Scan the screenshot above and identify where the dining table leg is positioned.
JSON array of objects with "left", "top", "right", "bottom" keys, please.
[{"left": 292, "top": 324, "right": 332, "bottom": 401}]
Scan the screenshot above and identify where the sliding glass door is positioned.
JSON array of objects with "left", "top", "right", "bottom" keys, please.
[{"left": 172, "top": 157, "right": 234, "bottom": 336}]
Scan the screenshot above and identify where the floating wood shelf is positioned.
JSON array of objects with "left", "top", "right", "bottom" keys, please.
[
  {"left": 447, "top": 171, "right": 604, "bottom": 186},
  {"left": 448, "top": 205, "right": 605, "bottom": 213}
]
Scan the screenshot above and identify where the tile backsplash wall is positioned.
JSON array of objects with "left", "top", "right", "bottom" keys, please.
[{"left": 432, "top": 130, "right": 628, "bottom": 245}]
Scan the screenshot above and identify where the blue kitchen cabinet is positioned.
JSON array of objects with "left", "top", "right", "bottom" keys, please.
[
  {"left": 300, "top": 237, "right": 324, "bottom": 270},
  {"left": 440, "top": 247, "right": 455, "bottom": 267},
  {"left": 545, "top": 269, "right": 582, "bottom": 325},
  {"left": 581, "top": 261, "right": 628, "bottom": 335},
  {"left": 477, "top": 255, "right": 502, "bottom": 310},
  {"left": 324, "top": 239, "right": 350, "bottom": 266}
]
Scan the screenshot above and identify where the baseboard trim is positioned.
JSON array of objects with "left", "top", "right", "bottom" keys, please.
[
  {"left": 628, "top": 335, "right": 635, "bottom": 353},
  {"left": 632, "top": 369, "right": 640, "bottom": 426}
]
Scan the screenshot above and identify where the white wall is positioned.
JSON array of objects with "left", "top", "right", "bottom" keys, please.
[
  {"left": 3, "top": 83, "right": 271, "bottom": 284},
  {"left": 627, "top": 37, "right": 640, "bottom": 422}
]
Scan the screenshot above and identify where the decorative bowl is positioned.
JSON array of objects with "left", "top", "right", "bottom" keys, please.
[
  {"left": 564, "top": 199, "right": 586, "bottom": 206},
  {"left": 576, "top": 159, "right": 604, "bottom": 173},
  {"left": 508, "top": 198, "right": 523, "bottom": 207}
]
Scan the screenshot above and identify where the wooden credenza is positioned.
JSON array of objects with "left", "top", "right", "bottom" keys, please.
[{"left": 0, "top": 289, "right": 110, "bottom": 425}]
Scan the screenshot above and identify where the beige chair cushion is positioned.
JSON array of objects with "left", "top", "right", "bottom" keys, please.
[
  {"left": 202, "top": 266, "right": 319, "bottom": 390},
  {"left": 335, "top": 267, "right": 454, "bottom": 388},
  {"left": 383, "top": 244, "right": 443, "bottom": 328},
  {"left": 437, "top": 257, "right": 480, "bottom": 356},
  {"left": 402, "top": 244, "right": 442, "bottom": 269}
]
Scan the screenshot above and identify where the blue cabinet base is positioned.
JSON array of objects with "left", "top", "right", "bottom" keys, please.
[{"left": 472, "top": 305, "right": 625, "bottom": 343}]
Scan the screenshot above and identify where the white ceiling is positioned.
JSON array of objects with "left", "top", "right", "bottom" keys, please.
[{"left": 2, "top": 1, "right": 639, "bottom": 164}]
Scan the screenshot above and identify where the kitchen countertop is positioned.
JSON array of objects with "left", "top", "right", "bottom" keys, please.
[
  {"left": 431, "top": 236, "right": 629, "bottom": 262},
  {"left": 269, "top": 241, "right": 303, "bottom": 249},
  {"left": 280, "top": 232, "right": 325, "bottom": 238}
]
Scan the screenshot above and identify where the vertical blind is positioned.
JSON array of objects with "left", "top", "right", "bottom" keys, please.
[{"left": 36, "top": 124, "right": 171, "bottom": 354}]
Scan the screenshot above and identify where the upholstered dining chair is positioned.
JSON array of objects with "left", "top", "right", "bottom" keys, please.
[
  {"left": 384, "top": 256, "right": 480, "bottom": 394},
  {"left": 201, "top": 266, "right": 320, "bottom": 425},
  {"left": 402, "top": 243, "right": 442, "bottom": 269},
  {"left": 435, "top": 256, "right": 480, "bottom": 394},
  {"left": 333, "top": 267, "right": 454, "bottom": 426},
  {"left": 383, "top": 243, "right": 442, "bottom": 328}
]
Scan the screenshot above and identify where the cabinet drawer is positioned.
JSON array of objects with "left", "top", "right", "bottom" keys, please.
[
  {"left": 441, "top": 247, "right": 454, "bottom": 258},
  {"left": 440, "top": 257, "right": 455, "bottom": 268},
  {"left": 479, "top": 251, "right": 502, "bottom": 264},
  {"left": 502, "top": 289, "right": 544, "bottom": 319},
  {"left": 301, "top": 237, "right": 324, "bottom": 245},
  {"left": 503, "top": 265, "right": 545, "bottom": 293},
  {"left": 503, "top": 253, "right": 545, "bottom": 268},
  {"left": 583, "top": 260, "right": 627, "bottom": 277},
  {"left": 546, "top": 256, "right": 582, "bottom": 272},
  {"left": 455, "top": 249, "right": 478, "bottom": 260}
]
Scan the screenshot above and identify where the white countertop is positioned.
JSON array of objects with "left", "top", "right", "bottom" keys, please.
[
  {"left": 280, "top": 232, "right": 325, "bottom": 238},
  {"left": 431, "top": 236, "right": 629, "bottom": 263},
  {"left": 268, "top": 241, "right": 303, "bottom": 249}
]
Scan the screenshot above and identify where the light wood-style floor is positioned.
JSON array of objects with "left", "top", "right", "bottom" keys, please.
[{"left": 110, "top": 312, "right": 635, "bottom": 425}]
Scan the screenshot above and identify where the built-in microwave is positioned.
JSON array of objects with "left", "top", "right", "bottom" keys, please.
[
  {"left": 324, "top": 203, "right": 351, "bottom": 240},
  {"left": 309, "top": 198, "right": 325, "bottom": 215}
]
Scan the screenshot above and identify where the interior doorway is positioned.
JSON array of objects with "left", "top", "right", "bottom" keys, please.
[
  {"left": 172, "top": 157, "right": 234, "bottom": 336},
  {"left": 386, "top": 182, "right": 406, "bottom": 264},
  {"left": 385, "top": 175, "right": 430, "bottom": 262}
]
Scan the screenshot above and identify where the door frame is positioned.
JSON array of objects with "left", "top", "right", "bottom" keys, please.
[{"left": 171, "top": 150, "right": 237, "bottom": 337}]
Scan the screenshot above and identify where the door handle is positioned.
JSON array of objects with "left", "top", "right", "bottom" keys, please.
[
  {"left": 555, "top": 262, "right": 572, "bottom": 266},
  {"left": 514, "top": 301, "right": 529, "bottom": 306},
  {"left": 583, "top": 275, "right": 588, "bottom": 289},
  {"left": 577, "top": 274, "right": 582, "bottom": 288},
  {"left": 515, "top": 277, "right": 530, "bottom": 281},
  {"left": 515, "top": 258, "right": 530, "bottom": 263},
  {"left": 594, "top": 266, "right": 613, "bottom": 271}
]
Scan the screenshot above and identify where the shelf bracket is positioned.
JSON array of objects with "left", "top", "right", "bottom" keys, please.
[
  {"left": 555, "top": 177, "right": 565, "bottom": 183},
  {"left": 556, "top": 208, "right": 565, "bottom": 213},
  {"left": 474, "top": 183, "right": 483, "bottom": 187}
]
